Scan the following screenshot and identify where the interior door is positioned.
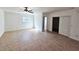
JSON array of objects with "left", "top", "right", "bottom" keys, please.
[{"left": 52, "top": 17, "right": 59, "bottom": 33}]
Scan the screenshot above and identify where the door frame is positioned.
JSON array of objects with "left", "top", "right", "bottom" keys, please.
[{"left": 42, "top": 16, "right": 47, "bottom": 32}]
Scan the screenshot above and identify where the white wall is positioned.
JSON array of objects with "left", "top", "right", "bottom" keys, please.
[
  {"left": 5, "top": 12, "right": 22, "bottom": 31},
  {"left": 59, "top": 16, "right": 71, "bottom": 37},
  {"left": 34, "top": 12, "right": 43, "bottom": 31},
  {"left": 70, "top": 11, "right": 79, "bottom": 40},
  {"left": 0, "top": 9, "right": 4, "bottom": 38},
  {"left": 46, "top": 9, "right": 79, "bottom": 41}
]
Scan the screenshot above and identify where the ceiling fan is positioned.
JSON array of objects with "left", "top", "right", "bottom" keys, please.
[{"left": 24, "top": 7, "right": 33, "bottom": 13}]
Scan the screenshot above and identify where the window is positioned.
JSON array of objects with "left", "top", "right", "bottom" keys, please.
[{"left": 22, "top": 14, "right": 34, "bottom": 28}]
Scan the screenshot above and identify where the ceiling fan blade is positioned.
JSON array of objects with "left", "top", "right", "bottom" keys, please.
[
  {"left": 28, "top": 10, "right": 33, "bottom": 13},
  {"left": 24, "top": 7, "right": 28, "bottom": 9},
  {"left": 24, "top": 8, "right": 28, "bottom": 11},
  {"left": 24, "top": 7, "right": 33, "bottom": 13}
]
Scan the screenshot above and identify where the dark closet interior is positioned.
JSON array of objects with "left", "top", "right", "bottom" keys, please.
[{"left": 52, "top": 17, "right": 59, "bottom": 33}]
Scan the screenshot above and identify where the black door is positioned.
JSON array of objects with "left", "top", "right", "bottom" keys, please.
[{"left": 52, "top": 17, "right": 59, "bottom": 33}]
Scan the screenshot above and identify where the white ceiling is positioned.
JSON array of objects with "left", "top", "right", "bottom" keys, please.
[
  {"left": 0, "top": 7, "right": 24, "bottom": 12},
  {"left": 32, "top": 7, "right": 73, "bottom": 13},
  {"left": 0, "top": 7, "right": 73, "bottom": 13}
]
